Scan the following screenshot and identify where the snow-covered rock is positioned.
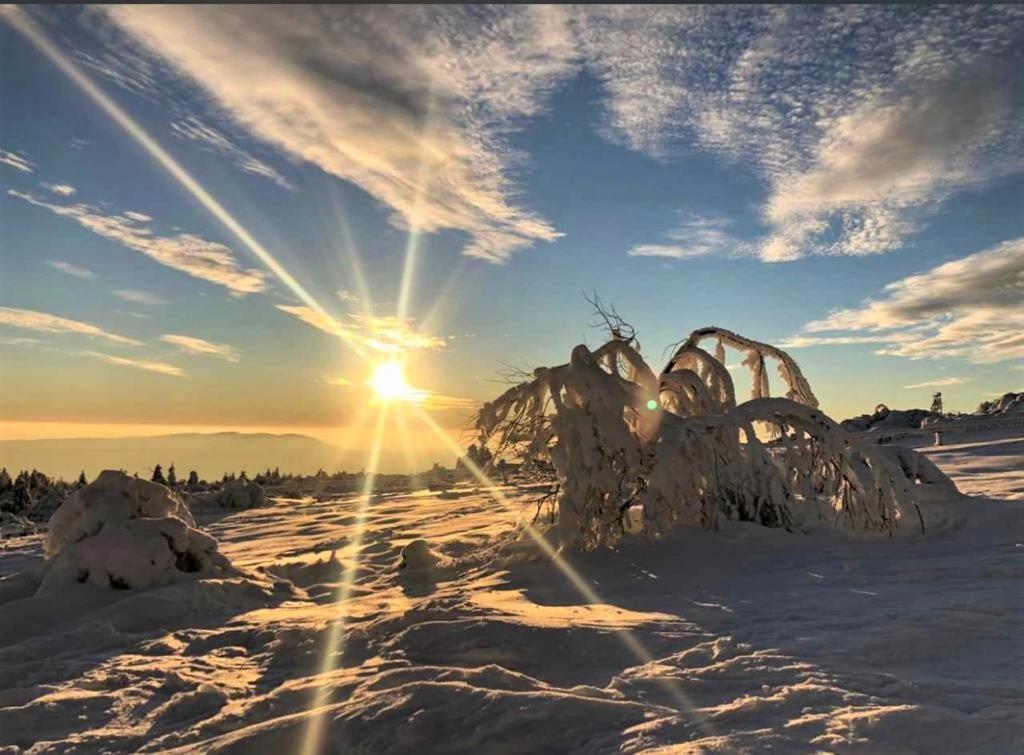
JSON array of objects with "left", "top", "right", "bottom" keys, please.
[
  {"left": 38, "top": 470, "right": 233, "bottom": 594},
  {"left": 214, "top": 480, "right": 266, "bottom": 509},
  {"left": 976, "top": 391, "right": 1024, "bottom": 416}
]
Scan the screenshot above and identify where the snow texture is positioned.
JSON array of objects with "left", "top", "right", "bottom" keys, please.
[{"left": 0, "top": 431, "right": 1020, "bottom": 753}]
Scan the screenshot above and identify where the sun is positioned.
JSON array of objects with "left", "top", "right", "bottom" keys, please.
[{"left": 368, "top": 360, "right": 423, "bottom": 403}]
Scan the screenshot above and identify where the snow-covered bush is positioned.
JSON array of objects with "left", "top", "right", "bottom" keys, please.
[
  {"left": 477, "top": 326, "right": 950, "bottom": 550},
  {"left": 214, "top": 480, "right": 266, "bottom": 509},
  {"left": 39, "top": 470, "right": 234, "bottom": 593}
]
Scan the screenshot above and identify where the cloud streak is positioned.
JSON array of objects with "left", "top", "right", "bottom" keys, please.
[
  {"left": 628, "top": 213, "right": 740, "bottom": 260},
  {"left": 0, "top": 148, "right": 34, "bottom": 173},
  {"left": 160, "top": 333, "right": 240, "bottom": 362},
  {"left": 46, "top": 260, "right": 97, "bottom": 280},
  {"left": 904, "top": 378, "right": 966, "bottom": 390},
  {"left": 115, "top": 289, "right": 165, "bottom": 306},
  {"left": 276, "top": 305, "right": 446, "bottom": 354},
  {"left": 8, "top": 190, "right": 269, "bottom": 295},
  {"left": 170, "top": 115, "right": 292, "bottom": 190},
  {"left": 43, "top": 182, "right": 76, "bottom": 196},
  {"left": 81, "top": 350, "right": 185, "bottom": 377},
  {"left": 0, "top": 306, "right": 141, "bottom": 346},
  {"left": 786, "top": 237, "right": 1024, "bottom": 364}
]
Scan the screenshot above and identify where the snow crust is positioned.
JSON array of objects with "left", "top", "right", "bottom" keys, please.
[{"left": 0, "top": 435, "right": 1021, "bottom": 753}]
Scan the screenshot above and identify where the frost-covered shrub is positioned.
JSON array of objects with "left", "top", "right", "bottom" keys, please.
[
  {"left": 39, "top": 470, "right": 233, "bottom": 593},
  {"left": 214, "top": 480, "right": 266, "bottom": 509},
  {"left": 477, "top": 327, "right": 952, "bottom": 549}
]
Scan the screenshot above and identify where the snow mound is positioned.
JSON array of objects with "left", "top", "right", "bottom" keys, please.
[
  {"left": 841, "top": 404, "right": 936, "bottom": 433},
  {"left": 976, "top": 391, "right": 1024, "bottom": 416},
  {"left": 214, "top": 480, "right": 266, "bottom": 509},
  {"left": 1, "top": 510, "right": 38, "bottom": 538},
  {"left": 398, "top": 539, "right": 444, "bottom": 573},
  {"left": 39, "top": 470, "right": 234, "bottom": 594}
]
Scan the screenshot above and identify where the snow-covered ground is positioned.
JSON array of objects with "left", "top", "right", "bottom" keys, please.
[{"left": 1, "top": 433, "right": 1022, "bottom": 753}]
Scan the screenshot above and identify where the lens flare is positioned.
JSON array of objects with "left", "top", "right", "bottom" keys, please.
[
  {"left": 2, "top": 7, "right": 366, "bottom": 361},
  {"left": 301, "top": 405, "right": 390, "bottom": 755},
  {"left": 410, "top": 406, "right": 712, "bottom": 730}
]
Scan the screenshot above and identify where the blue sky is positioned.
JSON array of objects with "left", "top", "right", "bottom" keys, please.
[{"left": 1, "top": 5, "right": 1022, "bottom": 454}]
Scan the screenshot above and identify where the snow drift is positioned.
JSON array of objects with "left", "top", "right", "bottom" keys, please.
[{"left": 39, "top": 470, "right": 234, "bottom": 593}]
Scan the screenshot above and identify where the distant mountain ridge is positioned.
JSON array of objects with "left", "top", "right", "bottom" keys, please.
[{"left": 0, "top": 432, "right": 344, "bottom": 481}]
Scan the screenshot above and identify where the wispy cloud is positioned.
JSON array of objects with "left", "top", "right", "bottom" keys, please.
[
  {"left": 114, "top": 289, "right": 165, "bottom": 306},
  {"left": 43, "top": 182, "right": 76, "bottom": 196},
  {"left": 0, "top": 306, "right": 141, "bottom": 346},
  {"left": 904, "top": 377, "right": 967, "bottom": 390},
  {"left": 170, "top": 115, "right": 292, "bottom": 190},
  {"left": 575, "top": 6, "right": 1024, "bottom": 261},
  {"left": 81, "top": 350, "right": 185, "bottom": 377},
  {"left": 46, "top": 259, "right": 97, "bottom": 280},
  {"left": 8, "top": 190, "right": 269, "bottom": 295},
  {"left": 43, "top": 5, "right": 1024, "bottom": 267},
  {"left": 277, "top": 305, "right": 446, "bottom": 353},
  {"left": 786, "top": 237, "right": 1024, "bottom": 364},
  {"left": 0, "top": 148, "right": 34, "bottom": 173},
  {"left": 0, "top": 336, "right": 42, "bottom": 347},
  {"left": 628, "top": 212, "right": 739, "bottom": 260},
  {"left": 101, "top": 6, "right": 573, "bottom": 262},
  {"left": 160, "top": 333, "right": 240, "bottom": 362}
]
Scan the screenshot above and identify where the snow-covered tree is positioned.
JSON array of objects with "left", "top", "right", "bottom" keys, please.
[
  {"left": 477, "top": 321, "right": 946, "bottom": 550},
  {"left": 151, "top": 464, "right": 166, "bottom": 485},
  {"left": 167, "top": 464, "right": 177, "bottom": 487}
]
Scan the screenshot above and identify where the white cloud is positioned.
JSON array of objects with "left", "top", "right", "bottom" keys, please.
[
  {"left": 904, "top": 377, "right": 967, "bottom": 390},
  {"left": 81, "top": 350, "right": 185, "bottom": 377},
  {"left": 170, "top": 115, "right": 292, "bottom": 190},
  {"left": 0, "top": 306, "right": 141, "bottom": 346},
  {"left": 8, "top": 190, "right": 269, "bottom": 295},
  {"left": 160, "top": 333, "right": 240, "bottom": 362},
  {"left": 123, "top": 210, "right": 152, "bottom": 222},
  {"left": 50, "top": 5, "right": 1024, "bottom": 265},
  {"left": 628, "top": 213, "right": 739, "bottom": 260},
  {"left": 276, "top": 305, "right": 446, "bottom": 354},
  {"left": 115, "top": 289, "right": 165, "bottom": 306},
  {"left": 43, "top": 182, "right": 76, "bottom": 196},
  {"left": 101, "top": 5, "right": 575, "bottom": 262},
  {"left": 787, "top": 237, "right": 1024, "bottom": 363},
  {"left": 574, "top": 6, "right": 1024, "bottom": 261},
  {"left": 46, "top": 260, "right": 97, "bottom": 280},
  {"left": 0, "top": 148, "right": 34, "bottom": 173},
  {"left": 762, "top": 63, "right": 1019, "bottom": 260}
]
